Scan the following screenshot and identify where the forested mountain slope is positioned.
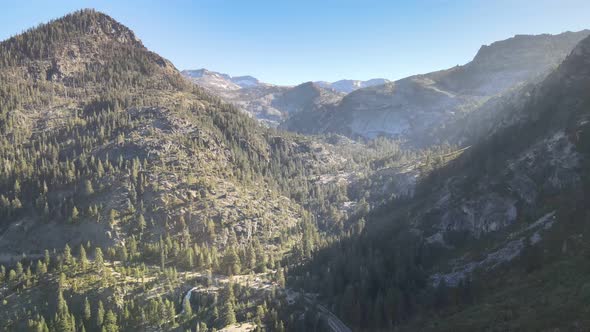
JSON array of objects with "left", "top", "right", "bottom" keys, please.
[
  {"left": 290, "top": 33, "right": 590, "bottom": 331},
  {"left": 0, "top": 9, "right": 452, "bottom": 331},
  {"left": 0, "top": 10, "right": 393, "bottom": 331},
  {"left": 0, "top": 9, "right": 302, "bottom": 259}
]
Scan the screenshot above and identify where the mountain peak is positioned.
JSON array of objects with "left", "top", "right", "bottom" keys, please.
[
  {"left": 0, "top": 8, "right": 184, "bottom": 92},
  {"left": 0, "top": 9, "right": 144, "bottom": 67},
  {"left": 290, "top": 81, "right": 341, "bottom": 94},
  {"left": 65, "top": 9, "right": 143, "bottom": 46},
  {"left": 470, "top": 30, "right": 590, "bottom": 72},
  {"left": 231, "top": 75, "right": 259, "bottom": 88},
  {"left": 549, "top": 34, "right": 590, "bottom": 83},
  {"left": 183, "top": 68, "right": 230, "bottom": 80},
  {"left": 46, "top": 9, "right": 143, "bottom": 46},
  {"left": 182, "top": 68, "right": 263, "bottom": 90},
  {"left": 297, "top": 81, "right": 319, "bottom": 89}
]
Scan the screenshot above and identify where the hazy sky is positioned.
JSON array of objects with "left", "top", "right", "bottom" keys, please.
[{"left": 1, "top": 0, "right": 589, "bottom": 85}]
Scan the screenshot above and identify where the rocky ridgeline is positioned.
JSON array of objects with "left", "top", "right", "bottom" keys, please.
[{"left": 283, "top": 30, "right": 590, "bottom": 147}]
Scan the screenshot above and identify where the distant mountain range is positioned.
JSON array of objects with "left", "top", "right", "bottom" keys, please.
[
  {"left": 283, "top": 30, "right": 590, "bottom": 146},
  {"left": 182, "top": 68, "right": 389, "bottom": 93},
  {"left": 181, "top": 68, "right": 347, "bottom": 126},
  {"left": 183, "top": 31, "right": 590, "bottom": 147},
  {"left": 314, "top": 78, "right": 390, "bottom": 93},
  {"left": 181, "top": 68, "right": 261, "bottom": 90}
]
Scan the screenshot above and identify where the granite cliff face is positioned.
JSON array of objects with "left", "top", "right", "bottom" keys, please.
[{"left": 416, "top": 33, "right": 590, "bottom": 242}]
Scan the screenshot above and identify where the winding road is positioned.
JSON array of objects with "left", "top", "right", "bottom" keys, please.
[
  {"left": 180, "top": 273, "right": 351, "bottom": 332},
  {"left": 307, "top": 298, "right": 351, "bottom": 332}
]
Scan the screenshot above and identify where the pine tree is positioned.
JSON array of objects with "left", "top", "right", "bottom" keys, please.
[
  {"left": 44, "top": 249, "right": 51, "bottom": 268},
  {"left": 137, "top": 214, "right": 146, "bottom": 234},
  {"left": 55, "top": 290, "right": 74, "bottom": 332},
  {"left": 206, "top": 219, "right": 216, "bottom": 242},
  {"left": 219, "top": 283, "right": 236, "bottom": 327},
  {"left": 182, "top": 296, "right": 193, "bottom": 320},
  {"left": 128, "top": 237, "right": 138, "bottom": 259},
  {"left": 63, "top": 244, "right": 72, "bottom": 266},
  {"left": 36, "top": 259, "right": 47, "bottom": 275},
  {"left": 165, "top": 299, "right": 176, "bottom": 326},
  {"left": 14, "top": 180, "right": 20, "bottom": 195},
  {"left": 58, "top": 272, "right": 67, "bottom": 290},
  {"left": 80, "top": 245, "right": 88, "bottom": 270},
  {"left": 102, "top": 310, "right": 118, "bottom": 332},
  {"left": 95, "top": 247, "right": 104, "bottom": 270},
  {"left": 96, "top": 300, "right": 105, "bottom": 327},
  {"left": 15, "top": 262, "right": 23, "bottom": 277},
  {"left": 71, "top": 206, "right": 79, "bottom": 222},
  {"left": 83, "top": 179, "right": 94, "bottom": 196},
  {"left": 8, "top": 270, "right": 16, "bottom": 282},
  {"left": 118, "top": 245, "right": 128, "bottom": 262},
  {"left": 222, "top": 246, "right": 240, "bottom": 276},
  {"left": 255, "top": 305, "right": 265, "bottom": 327},
  {"left": 83, "top": 297, "right": 91, "bottom": 322},
  {"left": 276, "top": 267, "right": 285, "bottom": 288},
  {"left": 97, "top": 159, "right": 104, "bottom": 178}
]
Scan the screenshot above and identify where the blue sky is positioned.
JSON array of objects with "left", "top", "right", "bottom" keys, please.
[{"left": 0, "top": 0, "right": 589, "bottom": 85}]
